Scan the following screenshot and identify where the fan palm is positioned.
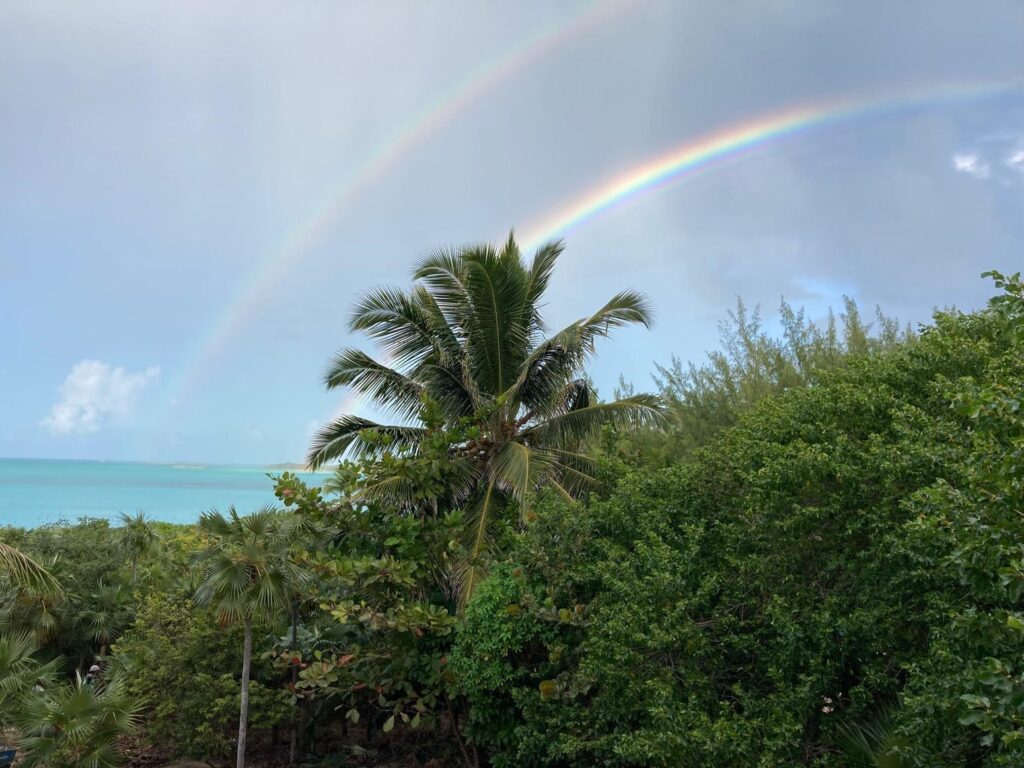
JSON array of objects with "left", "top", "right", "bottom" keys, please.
[
  {"left": 193, "top": 507, "right": 308, "bottom": 768},
  {"left": 78, "top": 582, "right": 131, "bottom": 658},
  {"left": 116, "top": 511, "right": 157, "bottom": 589},
  {"left": 307, "top": 236, "right": 664, "bottom": 599},
  {"left": 0, "top": 632, "right": 58, "bottom": 731},
  {"left": 837, "top": 706, "right": 911, "bottom": 768},
  {"left": 16, "top": 672, "right": 140, "bottom": 768}
]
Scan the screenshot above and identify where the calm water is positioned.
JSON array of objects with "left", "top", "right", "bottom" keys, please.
[{"left": 0, "top": 459, "right": 329, "bottom": 528}]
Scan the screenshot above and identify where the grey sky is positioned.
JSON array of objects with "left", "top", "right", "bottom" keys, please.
[{"left": 2, "top": 1, "right": 1022, "bottom": 463}]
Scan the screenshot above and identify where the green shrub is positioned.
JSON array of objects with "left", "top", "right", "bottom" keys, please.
[
  {"left": 455, "top": 274, "right": 1024, "bottom": 766},
  {"left": 113, "top": 591, "right": 289, "bottom": 759}
]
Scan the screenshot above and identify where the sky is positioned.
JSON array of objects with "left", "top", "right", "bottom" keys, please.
[{"left": 1, "top": 1, "right": 1023, "bottom": 465}]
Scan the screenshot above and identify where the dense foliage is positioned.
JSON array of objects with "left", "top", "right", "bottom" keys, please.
[
  {"left": 453, "top": 271, "right": 1024, "bottom": 767},
  {"left": 114, "top": 592, "right": 290, "bottom": 759},
  {"left": 609, "top": 296, "right": 913, "bottom": 467},
  {"left": 271, "top": 427, "right": 473, "bottom": 766},
  {"left": 2, "top": 247, "right": 1021, "bottom": 768}
]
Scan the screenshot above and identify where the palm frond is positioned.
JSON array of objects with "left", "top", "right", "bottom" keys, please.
[
  {"left": 323, "top": 348, "right": 425, "bottom": 420},
  {"left": 413, "top": 245, "right": 472, "bottom": 323},
  {"left": 307, "top": 416, "right": 427, "bottom": 468},
  {"left": 0, "top": 542, "right": 62, "bottom": 595},
  {"left": 506, "top": 291, "right": 652, "bottom": 413},
  {"left": 579, "top": 289, "right": 654, "bottom": 334},
  {"left": 836, "top": 705, "right": 908, "bottom": 768},
  {"left": 0, "top": 631, "right": 60, "bottom": 728},
  {"left": 417, "top": 363, "right": 476, "bottom": 417},
  {"left": 550, "top": 459, "right": 599, "bottom": 497},
  {"left": 348, "top": 286, "right": 444, "bottom": 371},
  {"left": 489, "top": 442, "right": 557, "bottom": 508},
  {"left": 523, "top": 394, "right": 666, "bottom": 445},
  {"left": 412, "top": 284, "right": 464, "bottom": 357},
  {"left": 453, "top": 479, "right": 502, "bottom": 607},
  {"left": 461, "top": 245, "right": 533, "bottom": 395},
  {"left": 524, "top": 240, "right": 563, "bottom": 336}
]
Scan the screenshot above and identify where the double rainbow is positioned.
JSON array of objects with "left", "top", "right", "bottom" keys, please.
[{"left": 169, "top": 50, "right": 1022, "bottom": 411}]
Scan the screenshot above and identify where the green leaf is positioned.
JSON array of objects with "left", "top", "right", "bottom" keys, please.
[{"left": 959, "top": 710, "right": 988, "bottom": 726}]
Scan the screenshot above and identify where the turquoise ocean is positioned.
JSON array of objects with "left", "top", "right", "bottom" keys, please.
[{"left": 0, "top": 458, "right": 329, "bottom": 528}]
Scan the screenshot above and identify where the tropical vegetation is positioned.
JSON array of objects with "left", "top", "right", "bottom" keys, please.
[{"left": 1, "top": 237, "right": 1021, "bottom": 768}]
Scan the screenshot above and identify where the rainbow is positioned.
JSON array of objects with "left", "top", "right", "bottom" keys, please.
[
  {"left": 306, "top": 77, "right": 1021, "bottom": 440},
  {"left": 520, "top": 79, "right": 1024, "bottom": 250},
  {"left": 166, "top": 0, "right": 641, "bottom": 405}
]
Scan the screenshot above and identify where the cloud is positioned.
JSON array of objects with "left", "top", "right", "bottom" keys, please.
[
  {"left": 1006, "top": 149, "right": 1024, "bottom": 173},
  {"left": 43, "top": 360, "right": 160, "bottom": 435},
  {"left": 951, "top": 152, "right": 991, "bottom": 179}
]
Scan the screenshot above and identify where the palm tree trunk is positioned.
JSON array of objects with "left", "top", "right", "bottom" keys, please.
[
  {"left": 237, "top": 616, "right": 253, "bottom": 768},
  {"left": 130, "top": 555, "right": 137, "bottom": 589}
]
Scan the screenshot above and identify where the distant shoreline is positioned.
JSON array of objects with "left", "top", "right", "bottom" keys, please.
[{"left": 0, "top": 456, "right": 331, "bottom": 473}]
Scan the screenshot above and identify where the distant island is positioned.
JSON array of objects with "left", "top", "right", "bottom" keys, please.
[{"left": 265, "top": 462, "right": 326, "bottom": 471}]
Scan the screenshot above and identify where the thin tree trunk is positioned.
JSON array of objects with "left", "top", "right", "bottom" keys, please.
[
  {"left": 237, "top": 617, "right": 253, "bottom": 768},
  {"left": 130, "top": 555, "right": 137, "bottom": 590},
  {"left": 289, "top": 602, "right": 298, "bottom": 766},
  {"left": 445, "top": 694, "right": 475, "bottom": 768}
]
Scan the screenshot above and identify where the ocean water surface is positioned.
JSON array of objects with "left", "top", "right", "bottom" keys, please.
[{"left": 0, "top": 459, "right": 329, "bottom": 528}]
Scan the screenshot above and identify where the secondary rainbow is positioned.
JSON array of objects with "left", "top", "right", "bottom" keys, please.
[
  {"left": 164, "top": 0, "right": 641, "bottom": 407},
  {"left": 521, "top": 79, "right": 1024, "bottom": 250}
]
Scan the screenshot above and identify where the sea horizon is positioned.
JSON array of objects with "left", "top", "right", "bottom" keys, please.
[
  {"left": 0, "top": 455, "right": 316, "bottom": 469},
  {"left": 0, "top": 457, "right": 331, "bottom": 529}
]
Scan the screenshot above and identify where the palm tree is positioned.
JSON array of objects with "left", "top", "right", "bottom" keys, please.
[
  {"left": 307, "top": 236, "right": 664, "bottom": 599},
  {"left": 116, "top": 511, "right": 157, "bottom": 589},
  {"left": 0, "top": 632, "right": 58, "bottom": 732},
  {"left": 837, "top": 706, "right": 910, "bottom": 767},
  {"left": 16, "top": 672, "right": 140, "bottom": 768},
  {"left": 78, "top": 582, "right": 131, "bottom": 658},
  {"left": 193, "top": 507, "right": 307, "bottom": 768},
  {"left": 1, "top": 556, "right": 69, "bottom": 648},
  {"left": 0, "top": 543, "right": 61, "bottom": 594}
]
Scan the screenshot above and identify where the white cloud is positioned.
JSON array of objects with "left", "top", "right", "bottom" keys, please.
[
  {"left": 1006, "top": 149, "right": 1024, "bottom": 173},
  {"left": 951, "top": 152, "right": 991, "bottom": 179},
  {"left": 43, "top": 360, "right": 160, "bottom": 436}
]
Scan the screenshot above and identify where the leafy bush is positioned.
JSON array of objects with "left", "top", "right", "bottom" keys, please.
[
  {"left": 273, "top": 467, "right": 461, "bottom": 743},
  {"left": 1, "top": 519, "right": 129, "bottom": 664},
  {"left": 893, "top": 271, "right": 1024, "bottom": 765},
  {"left": 610, "top": 296, "right": 912, "bottom": 468},
  {"left": 113, "top": 591, "right": 290, "bottom": 759},
  {"left": 455, "top": 273, "right": 1024, "bottom": 766}
]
